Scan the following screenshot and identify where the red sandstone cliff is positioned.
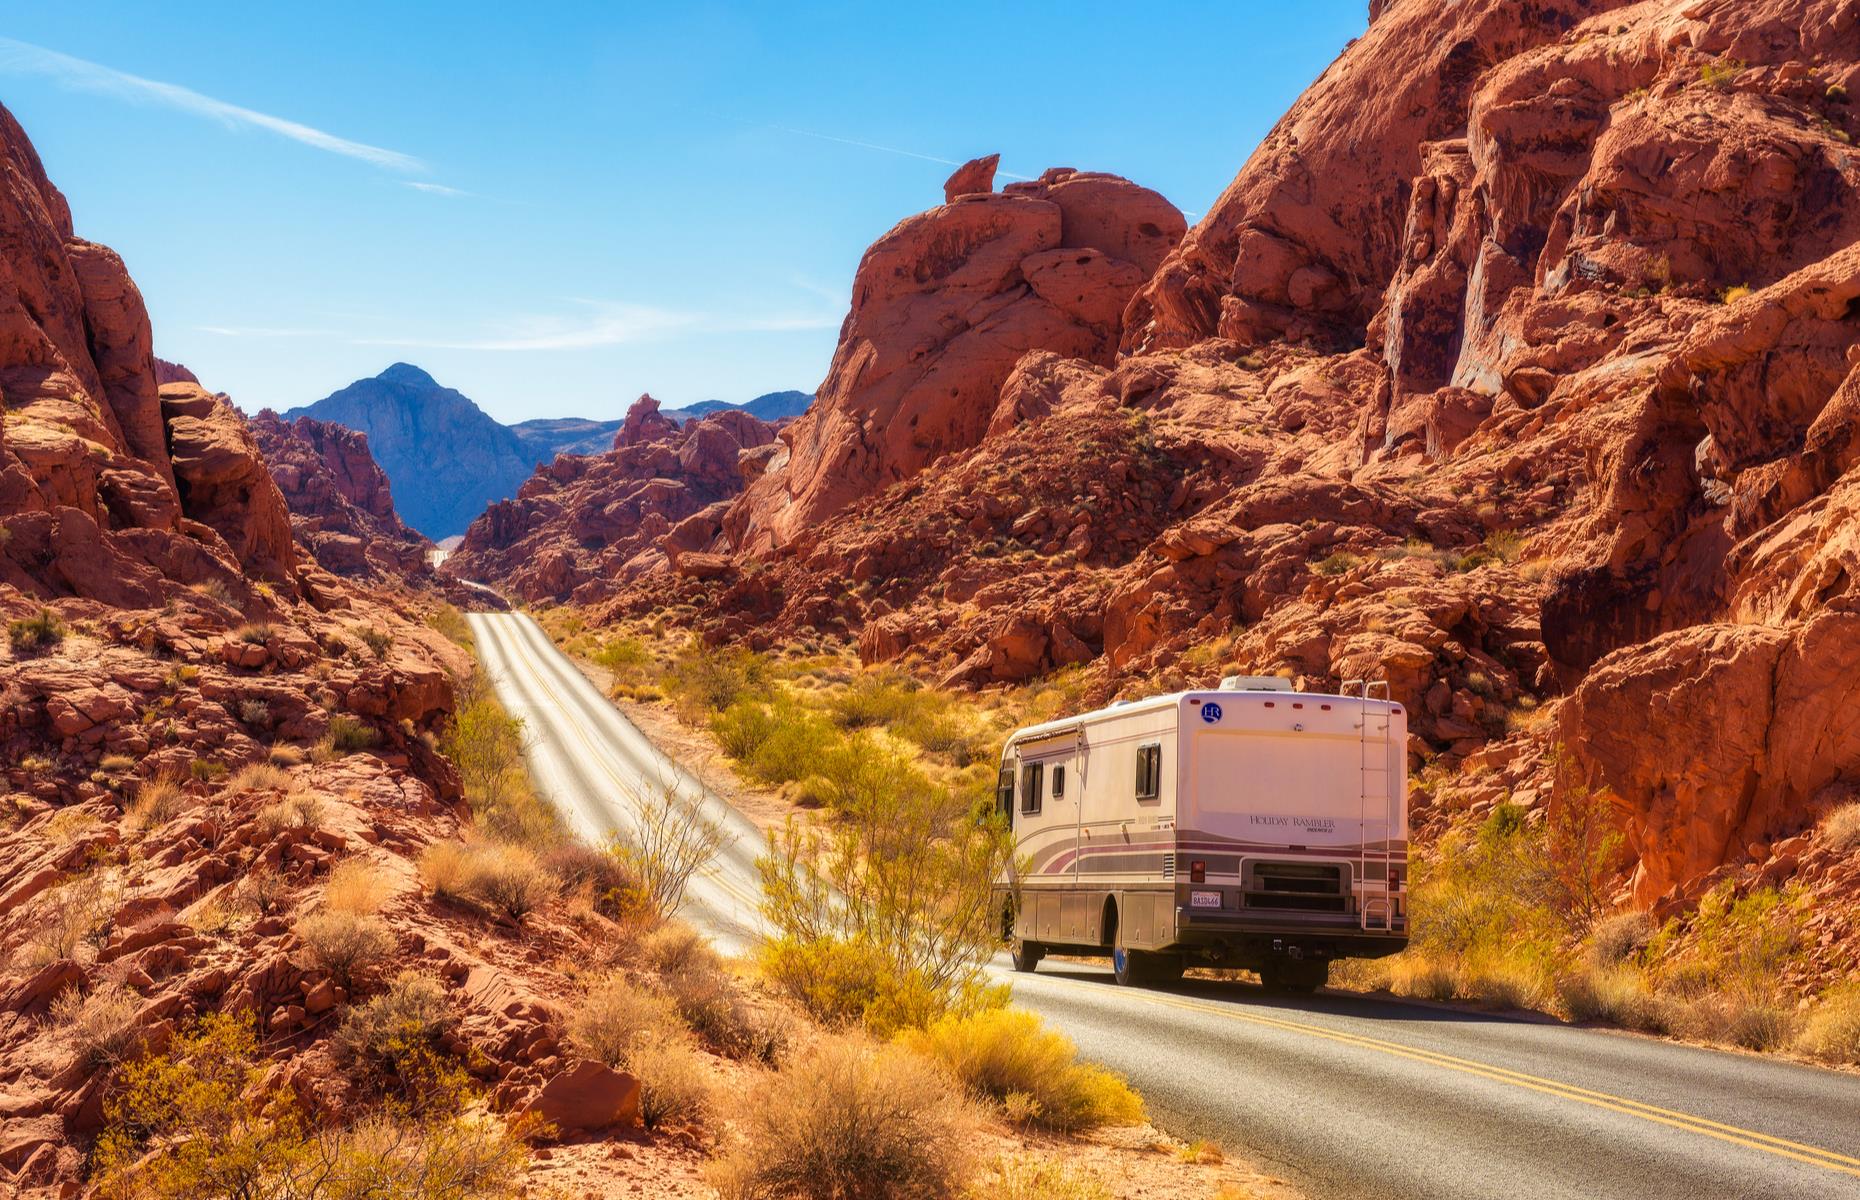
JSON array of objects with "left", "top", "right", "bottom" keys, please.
[
  {"left": 251, "top": 410, "right": 433, "bottom": 580},
  {"left": 537, "top": 0, "right": 1860, "bottom": 924}
]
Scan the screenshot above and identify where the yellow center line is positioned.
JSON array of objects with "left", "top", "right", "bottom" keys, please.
[
  {"left": 487, "top": 617, "right": 766, "bottom": 917},
  {"left": 1041, "top": 976, "right": 1860, "bottom": 1178}
]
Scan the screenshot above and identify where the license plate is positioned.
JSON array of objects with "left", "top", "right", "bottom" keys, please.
[{"left": 1190, "top": 890, "right": 1222, "bottom": 909}]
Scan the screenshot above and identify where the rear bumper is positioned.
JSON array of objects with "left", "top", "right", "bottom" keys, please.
[{"left": 1172, "top": 906, "right": 1408, "bottom": 961}]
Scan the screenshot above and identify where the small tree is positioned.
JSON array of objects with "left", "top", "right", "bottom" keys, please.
[
  {"left": 1546, "top": 753, "right": 1625, "bottom": 936},
  {"left": 606, "top": 774, "right": 731, "bottom": 920},
  {"left": 757, "top": 749, "right": 1013, "bottom": 1031}
]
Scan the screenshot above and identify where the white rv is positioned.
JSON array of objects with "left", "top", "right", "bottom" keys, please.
[{"left": 994, "top": 676, "right": 1407, "bottom": 990}]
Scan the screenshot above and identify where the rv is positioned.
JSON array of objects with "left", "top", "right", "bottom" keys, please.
[{"left": 994, "top": 676, "right": 1408, "bottom": 990}]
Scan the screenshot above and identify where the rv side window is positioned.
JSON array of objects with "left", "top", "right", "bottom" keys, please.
[
  {"left": 1020, "top": 762, "right": 1043, "bottom": 816},
  {"left": 1135, "top": 744, "right": 1162, "bottom": 800},
  {"left": 996, "top": 767, "right": 1015, "bottom": 819},
  {"left": 1051, "top": 765, "right": 1066, "bottom": 799}
]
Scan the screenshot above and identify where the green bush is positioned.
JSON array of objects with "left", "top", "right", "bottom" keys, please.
[{"left": 712, "top": 699, "right": 779, "bottom": 761}]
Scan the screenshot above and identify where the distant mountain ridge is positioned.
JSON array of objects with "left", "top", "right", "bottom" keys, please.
[{"left": 288, "top": 364, "right": 811, "bottom": 538}]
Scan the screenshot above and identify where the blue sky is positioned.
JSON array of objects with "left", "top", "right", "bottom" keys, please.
[{"left": 1, "top": 2, "right": 1365, "bottom": 423}]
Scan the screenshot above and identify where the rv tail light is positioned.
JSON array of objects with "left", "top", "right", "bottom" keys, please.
[
  {"left": 1189, "top": 860, "right": 1206, "bottom": 883},
  {"left": 1388, "top": 868, "right": 1401, "bottom": 889}
]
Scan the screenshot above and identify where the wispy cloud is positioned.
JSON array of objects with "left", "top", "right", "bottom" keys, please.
[
  {"left": 770, "top": 125, "right": 1031, "bottom": 181},
  {"left": 0, "top": 37, "right": 423, "bottom": 172},
  {"left": 354, "top": 301, "right": 840, "bottom": 352},
  {"left": 403, "top": 181, "right": 470, "bottom": 197},
  {"left": 198, "top": 325, "right": 340, "bottom": 338}
]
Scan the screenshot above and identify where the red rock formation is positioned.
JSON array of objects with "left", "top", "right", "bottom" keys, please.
[
  {"left": 447, "top": 395, "right": 777, "bottom": 603},
  {"left": 568, "top": 0, "right": 1860, "bottom": 926},
  {"left": 251, "top": 410, "right": 432, "bottom": 579},
  {"left": 725, "top": 167, "right": 1185, "bottom": 551}
]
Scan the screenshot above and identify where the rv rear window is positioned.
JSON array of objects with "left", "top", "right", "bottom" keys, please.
[
  {"left": 1052, "top": 765, "right": 1066, "bottom": 799},
  {"left": 1135, "top": 744, "right": 1162, "bottom": 800},
  {"left": 1020, "top": 762, "right": 1043, "bottom": 815},
  {"left": 996, "top": 767, "right": 1014, "bottom": 818}
]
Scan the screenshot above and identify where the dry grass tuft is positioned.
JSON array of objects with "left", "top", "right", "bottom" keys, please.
[
  {"left": 324, "top": 858, "right": 393, "bottom": 916},
  {"left": 631, "top": 1038, "right": 713, "bottom": 1131},
  {"left": 1822, "top": 802, "right": 1860, "bottom": 854},
  {"left": 710, "top": 1036, "right": 974, "bottom": 1200},
  {"left": 256, "top": 791, "right": 324, "bottom": 837},
  {"left": 565, "top": 974, "right": 681, "bottom": 1070},
  {"left": 418, "top": 839, "right": 554, "bottom": 922},
  {"left": 1796, "top": 986, "right": 1860, "bottom": 1065},
  {"left": 229, "top": 762, "right": 293, "bottom": 792},
  {"left": 124, "top": 776, "right": 186, "bottom": 835},
  {"left": 52, "top": 983, "right": 142, "bottom": 1068},
  {"left": 901, "top": 1007, "right": 1144, "bottom": 1133},
  {"left": 964, "top": 1157, "right": 1111, "bottom": 1199},
  {"left": 293, "top": 909, "right": 396, "bottom": 993}
]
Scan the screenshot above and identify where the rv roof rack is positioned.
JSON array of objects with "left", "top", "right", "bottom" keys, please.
[{"left": 1220, "top": 674, "right": 1295, "bottom": 692}]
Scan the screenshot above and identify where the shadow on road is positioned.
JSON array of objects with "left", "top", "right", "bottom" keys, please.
[{"left": 1032, "top": 965, "right": 1553, "bottom": 1027}]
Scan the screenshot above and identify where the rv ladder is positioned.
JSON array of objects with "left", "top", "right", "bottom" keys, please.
[{"left": 1343, "top": 678, "right": 1395, "bottom": 933}]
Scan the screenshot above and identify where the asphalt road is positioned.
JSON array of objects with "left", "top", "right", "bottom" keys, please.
[{"left": 465, "top": 610, "right": 1860, "bottom": 1200}]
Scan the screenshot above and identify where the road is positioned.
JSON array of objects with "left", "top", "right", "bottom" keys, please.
[{"left": 466, "top": 610, "right": 1860, "bottom": 1200}]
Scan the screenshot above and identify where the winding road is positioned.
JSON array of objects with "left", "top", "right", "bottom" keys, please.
[{"left": 466, "top": 610, "right": 1860, "bottom": 1200}]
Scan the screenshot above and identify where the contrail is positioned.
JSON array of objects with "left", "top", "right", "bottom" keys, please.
[
  {"left": 770, "top": 125, "right": 1031, "bottom": 180},
  {"left": 0, "top": 37, "right": 423, "bottom": 173}
]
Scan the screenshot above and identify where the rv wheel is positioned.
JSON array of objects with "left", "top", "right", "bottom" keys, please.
[
  {"left": 1010, "top": 939, "right": 1044, "bottom": 973},
  {"left": 1113, "top": 945, "right": 1177, "bottom": 987}
]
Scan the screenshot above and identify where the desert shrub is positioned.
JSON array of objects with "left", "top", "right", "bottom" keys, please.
[
  {"left": 757, "top": 769, "right": 1011, "bottom": 1034},
  {"left": 426, "top": 603, "right": 473, "bottom": 649},
  {"left": 52, "top": 983, "right": 142, "bottom": 1068},
  {"left": 93, "top": 1011, "right": 527, "bottom": 1200},
  {"left": 442, "top": 678, "right": 559, "bottom": 847},
  {"left": 565, "top": 974, "right": 681, "bottom": 1069},
  {"left": 592, "top": 636, "right": 653, "bottom": 689},
  {"left": 828, "top": 671, "right": 925, "bottom": 730},
  {"left": 1460, "top": 960, "right": 1546, "bottom": 1011},
  {"left": 900, "top": 1007, "right": 1143, "bottom": 1133},
  {"left": 256, "top": 790, "right": 324, "bottom": 836},
  {"left": 294, "top": 909, "right": 396, "bottom": 992},
  {"left": 712, "top": 699, "right": 779, "bottom": 761},
  {"left": 604, "top": 778, "right": 730, "bottom": 919},
  {"left": 325, "top": 858, "right": 392, "bottom": 915},
  {"left": 965, "top": 1158, "right": 1110, "bottom": 1200},
  {"left": 328, "top": 714, "right": 381, "bottom": 754},
  {"left": 539, "top": 840, "right": 643, "bottom": 913},
  {"left": 1386, "top": 957, "right": 1458, "bottom": 1002},
  {"left": 1556, "top": 966, "right": 1669, "bottom": 1032},
  {"left": 710, "top": 1036, "right": 973, "bottom": 1200},
  {"left": 1796, "top": 985, "right": 1860, "bottom": 1065},
  {"left": 237, "top": 698, "right": 272, "bottom": 728},
  {"left": 125, "top": 776, "right": 186, "bottom": 834},
  {"left": 358, "top": 627, "right": 394, "bottom": 659},
  {"left": 663, "top": 639, "right": 768, "bottom": 720},
  {"left": 743, "top": 700, "right": 838, "bottom": 786},
  {"left": 642, "top": 922, "right": 765, "bottom": 1057},
  {"left": 631, "top": 1038, "right": 713, "bottom": 1131},
  {"left": 29, "top": 880, "right": 120, "bottom": 964},
  {"left": 419, "top": 840, "right": 553, "bottom": 922},
  {"left": 337, "top": 972, "right": 454, "bottom": 1078},
  {"left": 234, "top": 623, "right": 274, "bottom": 646},
  {"left": 1483, "top": 529, "right": 1526, "bottom": 563},
  {"left": 1822, "top": 802, "right": 1860, "bottom": 853},
  {"left": 189, "top": 759, "right": 227, "bottom": 783},
  {"left": 235, "top": 863, "right": 291, "bottom": 918},
  {"left": 8, "top": 608, "right": 66, "bottom": 654},
  {"left": 1587, "top": 910, "right": 1653, "bottom": 967},
  {"left": 896, "top": 705, "right": 985, "bottom": 766},
  {"left": 1314, "top": 550, "right": 1360, "bottom": 577},
  {"left": 1658, "top": 882, "right": 1806, "bottom": 999},
  {"left": 98, "top": 754, "right": 135, "bottom": 774},
  {"left": 268, "top": 743, "right": 307, "bottom": 768},
  {"left": 1674, "top": 993, "right": 1799, "bottom": 1051},
  {"left": 230, "top": 762, "right": 293, "bottom": 792}
]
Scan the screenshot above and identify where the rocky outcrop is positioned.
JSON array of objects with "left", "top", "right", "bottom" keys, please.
[
  {"left": 561, "top": 0, "right": 1860, "bottom": 925},
  {"left": 724, "top": 165, "right": 1186, "bottom": 551},
  {"left": 251, "top": 410, "right": 432, "bottom": 579},
  {"left": 448, "top": 395, "right": 778, "bottom": 603}
]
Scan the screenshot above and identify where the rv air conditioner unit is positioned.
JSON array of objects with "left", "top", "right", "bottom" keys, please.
[{"left": 1220, "top": 675, "right": 1294, "bottom": 692}]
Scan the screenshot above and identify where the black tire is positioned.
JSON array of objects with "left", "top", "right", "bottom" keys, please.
[
  {"left": 1010, "top": 939, "right": 1044, "bottom": 973},
  {"left": 1259, "top": 958, "right": 1329, "bottom": 994},
  {"left": 1112, "top": 944, "right": 1144, "bottom": 986},
  {"left": 1113, "top": 941, "right": 1180, "bottom": 987}
]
